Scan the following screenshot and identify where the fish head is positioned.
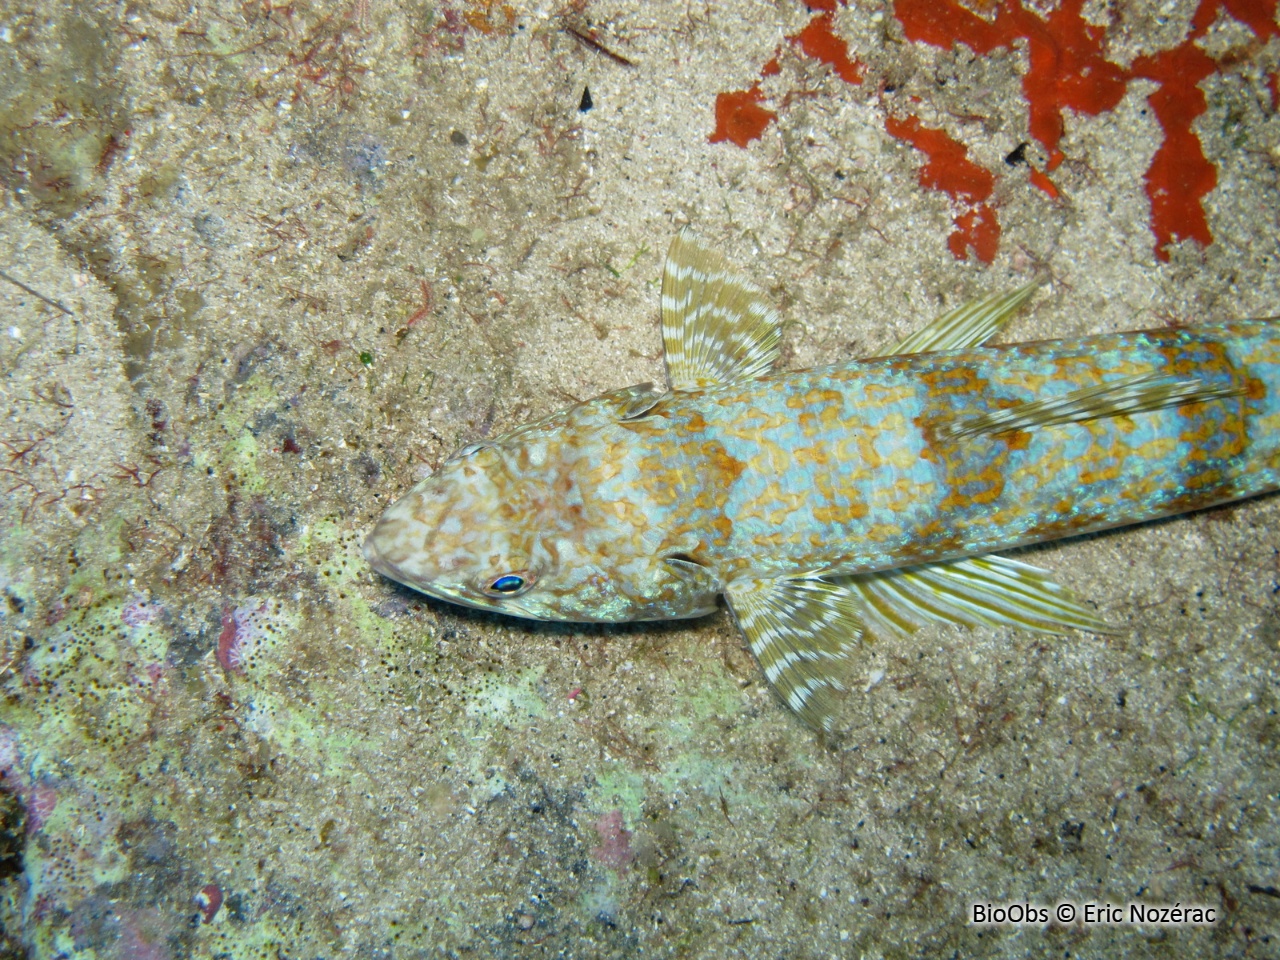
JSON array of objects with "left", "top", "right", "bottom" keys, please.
[
  {"left": 363, "top": 441, "right": 546, "bottom": 615},
  {"left": 364, "top": 395, "right": 722, "bottom": 623}
]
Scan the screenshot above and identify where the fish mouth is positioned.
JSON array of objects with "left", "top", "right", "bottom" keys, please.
[
  {"left": 362, "top": 528, "right": 391, "bottom": 577},
  {"left": 363, "top": 520, "right": 415, "bottom": 586},
  {"left": 363, "top": 514, "right": 463, "bottom": 608},
  {"left": 362, "top": 527, "right": 486, "bottom": 611}
]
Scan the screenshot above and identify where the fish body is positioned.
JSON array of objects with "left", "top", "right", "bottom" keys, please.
[
  {"left": 648, "top": 322, "right": 1280, "bottom": 576},
  {"left": 366, "top": 231, "right": 1280, "bottom": 729}
]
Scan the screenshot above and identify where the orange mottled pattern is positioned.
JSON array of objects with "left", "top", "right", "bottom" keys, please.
[{"left": 617, "top": 321, "right": 1280, "bottom": 582}]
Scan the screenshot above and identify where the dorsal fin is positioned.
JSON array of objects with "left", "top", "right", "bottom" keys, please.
[
  {"left": 938, "top": 373, "right": 1243, "bottom": 440},
  {"left": 661, "top": 228, "right": 781, "bottom": 391},
  {"left": 840, "top": 555, "right": 1114, "bottom": 638},
  {"left": 877, "top": 282, "right": 1039, "bottom": 357}
]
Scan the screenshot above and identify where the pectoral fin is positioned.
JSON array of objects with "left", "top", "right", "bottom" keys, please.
[
  {"left": 661, "top": 228, "right": 781, "bottom": 391},
  {"left": 724, "top": 576, "right": 863, "bottom": 731},
  {"left": 940, "top": 373, "right": 1243, "bottom": 440},
  {"left": 839, "top": 555, "right": 1114, "bottom": 639},
  {"left": 879, "top": 282, "right": 1039, "bottom": 356},
  {"left": 726, "top": 557, "right": 1110, "bottom": 730}
]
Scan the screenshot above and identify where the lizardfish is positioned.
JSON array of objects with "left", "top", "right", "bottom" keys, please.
[{"left": 365, "top": 230, "right": 1279, "bottom": 730}]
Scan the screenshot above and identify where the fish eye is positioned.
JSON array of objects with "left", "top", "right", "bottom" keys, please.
[{"left": 483, "top": 572, "right": 533, "bottom": 597}]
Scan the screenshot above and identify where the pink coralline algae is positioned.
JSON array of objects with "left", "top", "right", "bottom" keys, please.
[
  {"left": 0, "top": 726, "right": 53, "bottom": 834},
  {"left": 216, "top": 601, "right": 278, "bottom": 673},
  {"left": 27, "top": 781, "right": 57, "bottom": 834},
  {"left": 0, "top": 725, "right": 17, "bottom": 779},
  {"left": 114, "top": 906, "right": 178, "bottom": 960},
  {"left": 591, "top": 810, "right": 635, "bottom": 872},
  {"left": 120, "top": 597, "right": 161, "bottom": 629}
]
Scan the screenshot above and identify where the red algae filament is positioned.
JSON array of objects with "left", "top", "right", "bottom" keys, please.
[
  {"left": 895, "top": 0, "right": 1279, "bottom": 260},
  {"left": 195, "top": 884, "right": 223, "bottom": 924},
  {"left": 1131, "top": 43, "right": 1219, "bottom": 260},
  {"left": 791, "top": 13, "right": 865, "bottom": 85},
  {"left": 1028, "top": 167, "right": 1061, "bottom": 200},
  {"left": 885, "top": 115, "right": 1000, "bottom": 263},
  {"left": 951, "top": 206, "right": 1001, "bottom": 264},
  {"left": 709, "top": 85, "right": 777, "bottom": 148},
  {"left": 708, "top": 1, "right": 863, "bottom": 150}
]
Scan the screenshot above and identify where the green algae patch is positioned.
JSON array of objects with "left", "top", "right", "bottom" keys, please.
[
  {"left": 7, "top": 603, "right": 197, "bottom": 941},
  {"left": 651, "top": 662, "right": 747, "bottom": 745},
  {"left": 305, "top": 522, "right": 410, "bottom": 657},
  {"left": 22, "top": 598, "right": 175, "bottom": 752},
  {"left": 198, "top": 914, "right": 319, "bottom": 960},
  {"left": 213, "top": 374, "right": 283, "bottom": 494},
  {"left": 217, "top": 597, "right": 297, "bottom": 680},
  {"left": 578, "top": 879, "right": 624, "bottom": 926},
  {"left": 56, "top": 513, "right": 131, "bottom": 600},
  {"left": 656, "top": 752, "right": 752, "bottom": 810},
  {"left": 684, "top": 668, "right": 745, "bottom": 726},
  {"left": 301, "top": 516, "right": 345, "bottom": 548},
  {"left": 225, "top": 431, "right": 268, "bottom": 495},
  {"left": 585, "top": 767, "right": 647, "bottom": 823}
]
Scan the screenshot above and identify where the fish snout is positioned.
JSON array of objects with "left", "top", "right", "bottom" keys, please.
[
  {"left": 362, "top": 502, "right": 425, "bottom": 586},
  {"left": 362, "top": 524, "right": 398, "bottom": 581}
]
